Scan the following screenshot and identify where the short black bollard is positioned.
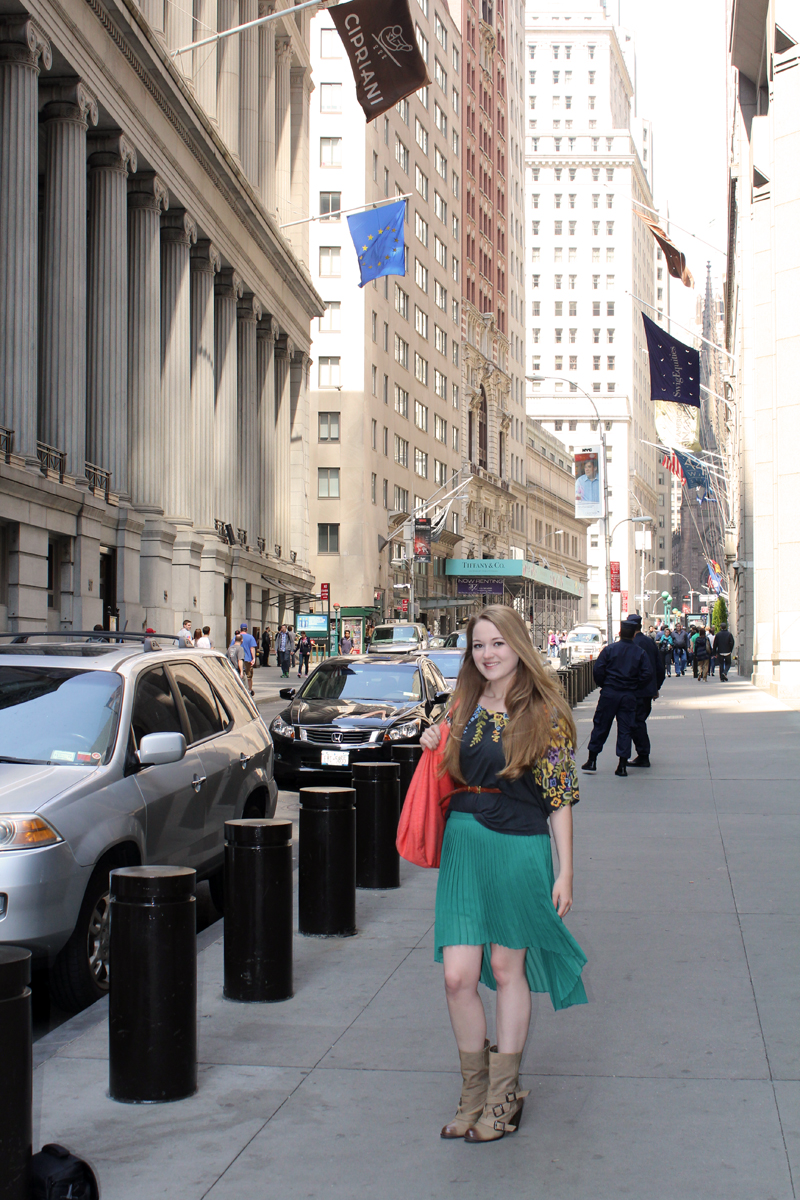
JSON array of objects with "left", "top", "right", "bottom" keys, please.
[
  {"left": 109, "top": 866, "right": 197, "bottom": 1104},
  {"left": 224, "top": 819, "right": 293, "bottom": 1002},
  {"left": 299, "top": 787, "right": 356, "bottom": 937},
  {"left": 391, "top": 744, "right": 424, "bottom": 805},
  {"left": 352, "top": 761, "right": 401, "bottom": 889},
  {"left": 0, "top": 947, "right": 32, "bottom": 1200}
]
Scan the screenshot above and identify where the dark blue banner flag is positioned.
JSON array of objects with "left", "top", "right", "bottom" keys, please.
[
  {"left": 674, "top": 449, "right": 711, "bottom": 502},
  {"left": 641, "top": 312, "right": 700, "bottom": 408},
  {"left": 347, "top": 199, "right": 406, "bottom": 287}
]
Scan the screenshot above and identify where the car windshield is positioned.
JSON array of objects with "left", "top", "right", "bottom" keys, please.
[
  {"left": 301, "top": 663, "right": 422, "bottom": 703},
  {"left": 371, "top": 625, "right": 419, "bottom": 643},
  {"left": 443, "top": 633, "right": 467, "bottom": 648},
  {"left": 567, "top": 631, "right": 601, "bottom": 644},
  {"left": 425, "top": 652, "right": 462, "bottom": 680},
  {"left": 0, "top": 666, "right": 123, "bottom": 765}
]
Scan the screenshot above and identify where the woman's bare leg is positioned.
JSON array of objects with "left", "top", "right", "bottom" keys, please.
[
  {"left": 442, "top": 945, "right": 486, "bottom": 1052},
  {"left": 490, "top": 945, "right": 531, "bottom": 1054}
]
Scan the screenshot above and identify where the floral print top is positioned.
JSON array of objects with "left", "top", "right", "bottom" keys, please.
[{"left": 447, "top": 705, "right": 579, "bottom": 836}]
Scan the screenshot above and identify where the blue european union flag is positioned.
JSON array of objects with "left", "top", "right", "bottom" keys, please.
[{"left": 347, "top": 199, "right": 406, "bottom": 287}]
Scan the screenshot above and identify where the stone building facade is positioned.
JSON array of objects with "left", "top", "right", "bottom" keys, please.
[{"left": 0, "top": 0, "right": 323, "bottom": 643}]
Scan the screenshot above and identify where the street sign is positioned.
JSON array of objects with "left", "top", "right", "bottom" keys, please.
[
  {"left": 610, "top": 562, "right": 620, "bottom": 592},
  {"left": 401, "top": 597, "right": 408, "bottom": 613},
  {"left": 320, "top": 582, "right": 329, "bottom": 600},
  {"left": 620, "top": 590, "right": 628, "bottom": 614}
]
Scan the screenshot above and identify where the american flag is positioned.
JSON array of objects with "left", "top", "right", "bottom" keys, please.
[{"left": 661, "top": 450, "right": 686, "bottom": 483}]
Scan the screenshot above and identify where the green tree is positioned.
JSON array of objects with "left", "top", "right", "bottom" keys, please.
[{"left": 712, "top": 596, "right": 728, "bottom": 632}]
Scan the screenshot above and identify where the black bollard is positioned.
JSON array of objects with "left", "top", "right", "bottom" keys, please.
[
  {"left": 0, "top": 947, "right": 32, "bottom": 1200},
  {"left": 352, "top": 761, "right": 401, "bottom": 890},
  {"left": 109, "top": 866, "right": 197, "bottom": 1103},
  {"left": 299, "top": 787, "right": 356, "bottom": 937},
  {"left": 224, "top": 819, "right": 293, "bottom": 1002},
  {"left": 391, "top": 744, "right": 424, "bottom": 805}
]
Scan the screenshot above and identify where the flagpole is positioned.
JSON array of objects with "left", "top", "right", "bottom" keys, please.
[
  {"left": 279, "top": 193, "right": 412, "bottom": 230},
  {"left": 631, "top": 199, "right": 727, "bottom": 258},
  {"left": 170, "top": 0, "right": 330, "bottom": 58},
  {"left": 626, "top": 290, "right": 736, "bottom": 364}
]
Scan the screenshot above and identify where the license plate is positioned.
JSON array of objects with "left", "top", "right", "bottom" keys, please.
[{"left": 321, "top": 749, "right": 349, "bottom": 766}]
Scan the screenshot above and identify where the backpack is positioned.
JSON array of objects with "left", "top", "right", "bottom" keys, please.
[{"left": 31, "top": 1144, "right": 99, "bottom": 1200}]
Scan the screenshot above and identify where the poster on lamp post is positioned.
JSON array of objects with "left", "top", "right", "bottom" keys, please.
[
  {"left": 413, "top": 517, "right": 431, "bottom": 563},
  {"left": 574, "top": 447, "right": 604, "bottom": 519}
]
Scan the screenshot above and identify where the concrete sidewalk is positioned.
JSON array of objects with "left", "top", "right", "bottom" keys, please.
[{"left": 32, "top": 676, "right": 799, "bottom": 1199}]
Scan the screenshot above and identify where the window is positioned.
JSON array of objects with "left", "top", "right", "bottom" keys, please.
[
  {"left": 434, "top": 280, "right": 447, "bottom": 310},
  {"left": 319, "top": 246, "right": 341, "bottom": 276},
  {"left": 434, "top": 101, "right": 447, "bottom": 134},
  {"left": 415, "top": 211, "right": 429, "bottom": 246},
  {"left": 592, "top": 247, "right": 600, "bottom": 263},
  {"left": 569, "top": 328, "right": 577, "bottom": 343},
  {"left": 371, "top": 473, "right": 377, "bottom": 504},
  {"left": 607, "top": 328, "right": 615, "bottom": 343},
  {"left": 395, "top": 138, "right": 409, "bottom": 172},
  {"left": 415, "top": 400, "right": 428, "bottom": 431},
  {"left": 415, "top": 117, "right": 428, "bottom": 154},
  {"left": 434, "top": 192, "right": 447, "bottom": 223},
  {"left": 318, "top": 411, "right": 340, "bottom": 441},
  {"left": 394, "top": 484, "right": 409, "bottom": 511},
  {"left": 371, "top": 365, "right": 377, "bottom": 395},
  {"left": 607, "top": 301, "right": 615, "bottom": 316},
  {"left": 395, "top": 334, "right": 409, "bottom": 368},
  {"left": 434, "top": 57, "right": 447, "bottom": 91},
  {"left": 606, "top": 274, "right": 614, "bottom": 289},
  {"left": 606, "top": 247, "right": 614, "bottom": 262},
  {"left": 435, "top": 414, "right": 447, "bottom": 443},
  {"left": 554, "top": 275, "right": 562, "bottom": 289},
  {"left": 320, "top": 83, "right": 342, "bottom": 112},
  {"left": 435, "top": 12, "right": 446, "bottom": 48},
  {"left": 318, "top": 467, "right": 340, "bottom": 498},
  {"left": 396, "top": 96, "right": 409, "bottom": 123},
  {"left": 415, "top": 259, "right": 429, "bottom": 292},
  {"left": 592, "top": 193, "right": 599, "bottom": 209},
  {"left": 319, "top": 300, "right": 340, "bottom": 331},
  {"left": 434, "top": 324, "right": 447, "bottom": 355},
  {"left": 395, "top": 285, "right": 409, "bottom": 319},
  {"left": 416, "top": 24, "right": 429, "bottom": 61},
  {"left": 452, "top": 383, "right": 459, "bottom": 409},
  {"left": 415, "top": 352, "right": 428, "bottom": 385},
  {"left": 569, "top": 356, "right": 577, "bottom": 370},
  {"left": 607, "top": 356, "right": 615, "bottom": 370},
  {"left": 371, "top": 311, "right": 377, "bottom": 343},
  {"left": 555, "top": 328, "right": 563, "bottom": 343},
  {"left": 554, "top": 193, "right": 562, "bottom": 209},
  {"left": 394, "top": 434, "right": 409, "bottom": 467},
  {"left": 383, "top": 478, "right": 389, "bottom": 507},
  {"left": 593, "top": 328, "right": 600, "bottom": 343},
  {"left": 434, "top": 369, "right": 446, "bottom": 398},
  {"left": 318, "top": 523, "right": 339, "bottom": 553},
  {"left": 320, "top": 27, "right": 340, "bottom": 57},
  {"left": 607, "top": 193, "right": 614, "bottom": 209},
  {"left": 320, "top": 137, "right": 341, "bottom": 167},
  {"left": 371, "top": 418, "right": 377, "bottom": 450},
  {"left": 452, "top": 171, "right": 459, "bottom": 198},
  {"left": 434, "top": 236, "right": 446, "bottom": 267},
  {"left": 416, "top": 165, "right": 429, "bottom": 200},
  {"left": 318, "top": 356, "right": 340, "bottom": 387},
  {"left": 395, "top": 385, "right": 409, "bottom": 418},
  {"left": 607, "top": 221, "right": 614, "bottom": 236},
  {"left": 415, "top": 305, "right": 428, "bottom": 338},
  {"left": 319, "top": 191, "right": 341, "bottom": 221},
  {"left": 593, "top": 356, "right": 600, "bottom": 371},
  {"left": 555, "top": 355, "right": 563, "bottom": 371},
  {"left": 435, "top": 147, "right": 447, "bottom": 179},
  {"left": 414, "top": 448, "right": 428, "bottom": 478}
]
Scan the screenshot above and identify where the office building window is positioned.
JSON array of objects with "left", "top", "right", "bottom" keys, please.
[
  {"left": 318, "top": 467, "right": 340, "bottom": 498},
  {"left": 319, "top": 300, "right": 340, "bottom": 331},
  {"left": 394, "top": 434, "right": 409, "bottom": 467},
  {"left": 318, "top": 412, "right": 340, "bottom": 441},
  {"left": 319, "top": 246, "right": 341, "bottom": 276},
  {"left": 318, "top": 356, "right": 340, "bottom": 387},
  {"left": 319, "top": 191, "right": 341, "bottom": 221},
  {"left": 320, "top": 83, "right": 342, "bottom": 112},
  {"left": 415, "top": 400, "right": 428, "bottom": 431},
  {"left": 320, "top": 137, "right": 342, "bottom": 167},
  {"left": 415, "top": 448, "right": 428, "bottom": 478},
  {"left": 395, "top": 385, "right": 409, "bottom": 418},
  {"left": 318, "top": 523, "right": 339, "bottom": 553}
]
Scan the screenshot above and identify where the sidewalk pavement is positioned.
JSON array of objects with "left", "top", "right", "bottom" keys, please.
[
  {"left": 32, "top": 675, "right": 799, "bottom": 1199},
  {"left": 251, "top": 659, "right": 318, "bottom": 702}
]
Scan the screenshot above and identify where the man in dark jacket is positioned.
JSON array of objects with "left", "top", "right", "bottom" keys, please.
[
  {"left": 714, "top": 624, "right": 735, "bottom": 681},
  {"left": 671, "top": 624, "right": 689, "bottom": 676},
  {"left": 583, "top": 620, "right": 656, "bottom": 777},
  {"left": 625, "top": 613, "right": 665, "bottom": 768}
]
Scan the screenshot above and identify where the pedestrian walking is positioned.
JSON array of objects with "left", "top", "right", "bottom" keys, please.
[
  {"left": 670, "top": 624, "right": 689, "bottom": 676},
  {"left": 627, "top": 614, "right": 665, "bottom": 768},
  {"left": 418, "top": 606, "right": 587, "bottom": 1143},
  {"left": 261, "top": 626, "right": 272, "bottom": 667},
  {"left": 582, "top": 619, "right": 655, "bottom": 776},
  {"left": 234, "top": 622, "right": 258, "bottom": 695},
  {"left": 195, "top": 626, "right": 212, "bottom": 649},
  {"left": 707, "top": 627, "right": 716, "bottom": 677},
  {"left": 547, "top": 629, "right": 558, "bottom": 658},
  {"left": 176, "top": 619, "right": 194, "bottom": 648},
  {"left": 714, "top": 624, "right": 735, "bottom": 680},
  {"left": 297, "top": 633, "right": 312, "bottom": 677},
  {"left": 275, "top": 624, "right": 293, "bottom": 678},
  {"left": 227, "top": 631, "right": 245, "bottom": 681},
  {"left": 288, "top": 626, "right": 297, "bottom": 669},
  {"left": 694, "top": 626, "right": 712, "bottom": 681}
]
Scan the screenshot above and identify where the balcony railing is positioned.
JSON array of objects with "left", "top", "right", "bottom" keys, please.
[
  {"left": 0, "top": 426, "right": 12, "bottom": 463},
  {"left": 85, "top": 461, "right": 111, "bottom": 501},
  {"left": 37, "top": 440, "right": 66, "bottom": 483}
]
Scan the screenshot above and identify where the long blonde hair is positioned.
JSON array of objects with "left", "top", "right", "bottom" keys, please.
[{"left": 441, "top": 605, "right": 575, "bottom": 784}]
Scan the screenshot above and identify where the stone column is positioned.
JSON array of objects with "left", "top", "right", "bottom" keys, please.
[
  {"left": 0, "top": 19, "right": 50, "bottom": 464},
  {"left": 160, "top": 209, "right": 197, "bottom": 525},
  {"left": 128, "top": 172, "right": 169, "bottom": 511},
  {"left": 256, "top": 316, "right": 275, "bottom": 551},
  {"left": 289, "top": 64, "right": 311, "bottom": 261},
  {"left": 214, "top": 267, "right": 243, "bottom": 526},
  {"left": 194, "top": 0, "right": 218, "bottom": 121},
  {"left": 87, "top": 133, "right": 137, "bottom": 497},
  {"left": 257, "top": 3, "right": 276, "bottom": 212},
  {"left": 273, "top": 333, "right": 293, "bottom": 558},
  {"left": 39, "top": 81, "right": 98, "bottom": 481},
  {"left": 140, "top": 0, "right": 165, "bottom": 35},
  {"left": 217, "top": 0, "right": 240, "bottom": 160},
  {"left": 190, "top": 239, "right": 221, "bottom": 532},
  {"left": 237, "top": 293, "right": 261, "bottom": 545},
  {"left": 239, "top": 0, "right": 258, "bottom": 185},
  {"left": 290, "top": 350, "right": 310, "bottom": 567},
  {"left": 274, "top": 36, "right": 292, "bottom": 226},
  {"left": 165, "top": 0, "right": 192, "bottom": 65}
]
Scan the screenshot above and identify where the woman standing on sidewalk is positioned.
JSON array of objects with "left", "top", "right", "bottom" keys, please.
[{"left": 420, "top": 605, "right": 587, "bottom": 1144}]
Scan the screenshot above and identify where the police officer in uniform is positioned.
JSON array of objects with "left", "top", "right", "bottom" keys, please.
[
  {"left": 582, "top": 619, "right": 656, "bottom": 777},
  {"left": 626, "top": 613, "right": 665, "bottom": 768}
]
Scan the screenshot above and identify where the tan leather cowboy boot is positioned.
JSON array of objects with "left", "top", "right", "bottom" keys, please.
[
  {"left": 440, "top": 1041, "right": 490, "bottom": 1138},
  {"left": 463, "top": 1048, "right": 529, "bottom": 1143}
]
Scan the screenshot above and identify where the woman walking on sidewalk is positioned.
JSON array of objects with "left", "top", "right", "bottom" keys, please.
[{"left": 420, "top": 605, "right": 587, "bottom": 1144}]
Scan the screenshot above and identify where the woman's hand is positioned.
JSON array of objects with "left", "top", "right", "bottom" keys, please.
[
  {"left": 552, "top": 873, "right": 573, "bottom": 917},
  {"left": 419, "top": 723, "right": 443, "bottom": 752}
]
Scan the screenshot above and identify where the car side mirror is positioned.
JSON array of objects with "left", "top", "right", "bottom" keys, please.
[
  {"left": 279, "top": 687, "right": 296, "bottom": 700},
  {"left": 137, "top": 732, "right": 187, "bottom": 766},
  {"left": 433, "top": 690, "right": 452, "bottom": 705}
]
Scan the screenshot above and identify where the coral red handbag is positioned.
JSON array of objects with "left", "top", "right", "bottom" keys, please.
[{"left": 396, "top": 723, "right": 454, "bottom": 869}]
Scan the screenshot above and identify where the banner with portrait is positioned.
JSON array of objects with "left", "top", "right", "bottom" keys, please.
[
  {"left": 574, "top": 447, "right": 604, "bottom": 519},
  {"left": 413, "top": 517, "right": 431, "bottom": 562}
]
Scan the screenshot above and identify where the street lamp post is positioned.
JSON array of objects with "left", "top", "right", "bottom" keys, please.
[
  {"left": 670, "top": 571, "right": 700, "bottom": 613},
  {"left": 640, "top": 570, "right": 671, "bottom": 617}
]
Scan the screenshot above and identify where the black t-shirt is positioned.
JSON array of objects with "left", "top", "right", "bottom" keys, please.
[{"left": 447, "top": 706, "right": 579, "bottom": 837}]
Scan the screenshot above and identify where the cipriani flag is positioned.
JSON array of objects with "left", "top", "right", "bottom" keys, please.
[
  {"left": 636, "top": 210, "right": 694, "bottom": 288},
  {"left": 347, "top": 199, "right": 406, "bottom": 287},
  {"left": 329, "top": 0, "right": 432, "bottom": 121},
  {"left": 641, "top": 312, "right": 700, "bottom": 408}
]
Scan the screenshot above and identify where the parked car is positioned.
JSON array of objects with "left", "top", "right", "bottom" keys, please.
[
  {"left": 270, "top": 654, "right": 450, "bottom": 787},
  {"left": 0, "top": 634, "right": 277, "bottom": 1012},
  {"left": 367, "top": 622, "right": 429, "bottom": 654},
  {"left": 442, "top": 631, "right": 467, "bottom": 649},
  {"left": 564, "top": 624, "right": 607, "bottom": 661},
  {"left": 418, "top": 648, "right": 464, "bottom": 686}
]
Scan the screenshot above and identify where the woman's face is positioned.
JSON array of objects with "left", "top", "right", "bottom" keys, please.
[{"left": 471, "top": 619, "right": 519, "bottom": 688}]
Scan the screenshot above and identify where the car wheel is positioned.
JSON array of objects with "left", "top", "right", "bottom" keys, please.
[
  {"left": 49, "top": 862, "right": 112, "bottom": 1013},
  {"left": 243, "top": 792, "right": 267, "bottom": 819}
]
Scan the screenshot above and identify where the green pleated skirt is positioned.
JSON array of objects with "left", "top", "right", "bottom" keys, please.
[{"left": 434, "top": 812, "right": 588, "bottom": 1011}]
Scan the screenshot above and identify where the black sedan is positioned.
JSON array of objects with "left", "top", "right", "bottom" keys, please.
[{"left": 270, "top": 654, "right": 451, "bottom": 787}]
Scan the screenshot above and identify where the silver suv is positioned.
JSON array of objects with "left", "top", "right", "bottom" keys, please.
[
  {"left": 367, "top": 623, "right": 429, "bottom": 654},
  {"left": 0, "top": 634, "right": 277, "bottom": 1011}
]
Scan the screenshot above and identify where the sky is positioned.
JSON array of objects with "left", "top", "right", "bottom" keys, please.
[{"left": 618, "top": 0, "right": 729, "bottom": 331}]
